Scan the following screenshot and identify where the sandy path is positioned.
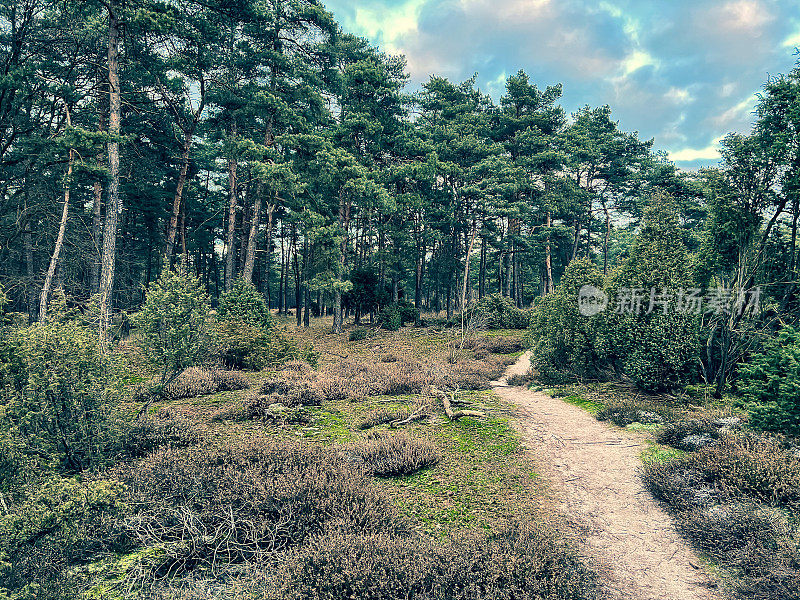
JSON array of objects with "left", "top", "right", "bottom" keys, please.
[{"left": 492, "top": 352, "right": 723, "bottom": 600}]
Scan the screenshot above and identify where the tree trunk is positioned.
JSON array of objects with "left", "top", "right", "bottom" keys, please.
[
  {"left": 602, "top": 199, "right": 610, "bottom": 276},
  {"left": 90, "top": 99, "right": 105, "bottom": 295},
  {"left": 242, "top": 187, "right": 266, "bottom": 283},
  {"left": 224, "top": 123, "right": 238, "bottom": 291},
  {"left": 99, "top": 3, "right": 121, "bottom": 341},
  {"left": 164, "top": 126, "right": 196, "bottom": 268},
  {"left": 332, "top": 192, "right": 349, "bottom": 333},
  {"left": 40, "top": 129, "right": 75, "bottom": 322},
  {"left": 544, "top": 211, "right": 554, "bottom": 295}
]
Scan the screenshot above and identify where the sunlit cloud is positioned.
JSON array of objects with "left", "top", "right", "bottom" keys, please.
[{"left": 324, "top": 0, "right": 800, "bottom": 170}]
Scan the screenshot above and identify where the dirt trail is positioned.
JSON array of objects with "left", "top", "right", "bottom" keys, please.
[{"left": 492, "top": 352, "right": 722, "bottom": 600}]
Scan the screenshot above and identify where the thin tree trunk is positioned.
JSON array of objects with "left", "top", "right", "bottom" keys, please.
[
  {"left": 224, "top": 123, "right": 238, "bottom": 291},
  {"left": 90, "top": 100, "right": 106, "bottom": 295},
  {"left": 164, "top": 125, "right": 196, "bottom": 267},
  {"left": 242, "top": 190, "right": 265, "bottom": 283},
  {"left": 99, "top": 3, "right": 121, "bottom": 341},
  {"left": 40, "top": 121, "right": 75, "bottom": 322},
  {"left": 544, "top": 211, "right": 554, "bottom": 295}
]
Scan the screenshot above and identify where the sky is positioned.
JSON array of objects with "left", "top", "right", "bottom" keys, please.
[{"left": 323, "top": 0, "right": 800, "bottom": 171}]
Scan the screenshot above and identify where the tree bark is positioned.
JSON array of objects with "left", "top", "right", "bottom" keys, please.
[
  {"left": 544, "top": 211, "right": 554, "bottom": 295},
  {"left": 90, "top": 98, "right": 106, "bottom": 295},
  {"left": 40, "top": 114, "right": 75, "bottom": 322},
  {"left": 99, "top": 3, "right": 121, "bottom": 341},
  {"left": 224, "top": 122, "right": 238, "bottom": 291}
]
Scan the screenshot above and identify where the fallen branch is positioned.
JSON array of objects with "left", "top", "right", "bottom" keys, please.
[
  {"left": 431, "top": 388, "right": 485, "bottom": 420},
  {"left": 390, "top": 404, "right": 430, "bottom": 428}
]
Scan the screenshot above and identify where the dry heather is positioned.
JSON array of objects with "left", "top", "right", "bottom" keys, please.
[
  {"left": 213, "top": 352, "right": 514, "bottom": 423},
  {"left": 349, "top": 431, "right": 440, "bottom": 476},
  {"left": 357, "top": 407, "right": 412, "bottom": 429},
  {"left": 273, "top": 520, "right": 599, "bottom": 600},
  {"left": 643, "top": 432, "right": 800, "bottom": 600},
  {"left": 133, "top": 367, "right": 251, "bottom": 402},
  {"left": 113, "top": 436, "right": 406, "bottom": 578}
]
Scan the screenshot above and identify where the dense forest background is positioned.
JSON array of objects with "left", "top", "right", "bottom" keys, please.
[{"left": 0, "top": 0, "right": 798, "bottom": 382}]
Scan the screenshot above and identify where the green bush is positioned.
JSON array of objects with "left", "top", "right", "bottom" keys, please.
[
  {"left": 132, "top": 270, "right": 210, "bottom": 396},
  {"left": 378, "top": 304, "right": 402, "bottom": 331},
  {"left": 741, "top": 326, "right": 800, "bottom": 435},
  {"left": 473, "top": 294, "right": 530, "bottom": 329},
  {"left": 217, "top": 279, "right": 272, "bottom": 328},
  {"left": 528, "top": 259, "right": 606, "bottom": 381},
  {"left": 0, "top": 476, "right": 126, "bottom": 599},
  {"left": 0, "top": 318, "right": 116, "bottom": 475},
  {"left": 348, "top": 327, "right": 369, "bottom": 341}
]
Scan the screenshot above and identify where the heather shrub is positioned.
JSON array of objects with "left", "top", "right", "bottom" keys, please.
[
  {"left": 152, "top": 367, "right": 250, "bottom": 400},
  {"left": 358, "top": 407, "right": 411, "bottom": 429},
  {"left": 350, "top": 431, "right": 440, "bottom": 476},
  {"left": 120, "top": 410, "right": 206, "bottom": 458},
  {"left": 273, "top": 520, "right": 599, "bottom": 600},
  {"left": 114, "top": 437, "right": 404, "bottom": 574},
  {"left": 657, "top": 418, "right": 721, "bottom": 450}
]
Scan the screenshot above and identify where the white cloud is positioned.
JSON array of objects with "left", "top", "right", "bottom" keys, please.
[
  {"left": 782, "top": 28, "right": 800, "bottom": 48},
  {"left": 621, "top": 49, "right": 658, "bottom": 75},
  {"left": 351, "top": 0, "right": 426, "bottom": 52},
  {"left": 669, "top": 136, "right": 723, "bottom": 162},
  {"left": 665, "top": 87, "right": 692, "bottom": 104}
]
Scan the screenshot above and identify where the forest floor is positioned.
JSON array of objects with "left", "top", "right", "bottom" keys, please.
[{"left": 494, "top": 351, "right": 723, "bottom": 600}]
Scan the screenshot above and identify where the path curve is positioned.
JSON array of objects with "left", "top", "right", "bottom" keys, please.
[{"left": 492, "top": 352, "right": 722, "bottom": 600}]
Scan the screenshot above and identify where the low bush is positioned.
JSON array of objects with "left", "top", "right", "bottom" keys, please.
[
  {"left": 0, "top": 476, "right": 127, "bottom": 599},
  {"left": 472, "top": 295, "right": 530, "bottom": 329},
  {"left": 595, "top": 397, "right": 670, "bottom": 427},
  {"left": 657, "top": 418, "right": 721, "bottom": 451},
  {"left": 643, "top": 446, "right": 800, "bottom": 600},
  {"left": 348, "top": 327, "right": 369, "bottom": 341},
  {"left": 350, "top": 431, "right": 440, "bottom": 476},
  {"left": 378, "top": 301, "right": 418, "bottom": 331},
  {"left": 0, "top": 316, "right": 117, "bottom": 475},
  {"left": 120, "top": 410, "right": 206, "bottom": 458},
  {"left": 164, "top": 367, "right": 250, "bottom": 400},
  {"left": 113, "top": 437, "right": 406, "bottom": 576},
  {"left": 272, "top": 519, "right": 599, "bottom": 600}
]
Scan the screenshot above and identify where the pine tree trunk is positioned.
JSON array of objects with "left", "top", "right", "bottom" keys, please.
[
  {"left": 40, "top": 138, "right": 75, "bottom": 322},
  {"left": 99, "top": 3, "right": 121, "bottom": 341},
  {"left": 164, "top": 127, "right": 195, "bottom": 268},
  {"left": 544, "top": 211, "right": 554, "bottom": 295},
  {"left": 90, "top": 99, "right": 105, "bottom": 295},
  {"left": 224, "top": 123, "right": 238, "bottom": 291}
]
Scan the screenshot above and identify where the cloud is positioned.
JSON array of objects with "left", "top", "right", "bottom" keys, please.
[
  {"left": 669, "top": 138, "right": 723, "bottom": 162},
  {"left": 324, "top": 0, "right": 800, "bottom": 168}
]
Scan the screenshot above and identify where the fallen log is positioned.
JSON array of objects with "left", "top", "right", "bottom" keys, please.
[{"left": 431, "top": 387, "right": 485, "bottom": 420}]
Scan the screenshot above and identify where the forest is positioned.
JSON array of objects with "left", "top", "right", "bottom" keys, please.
[{"left": 1, "top": 0, "right": 800, "bottom": 599}]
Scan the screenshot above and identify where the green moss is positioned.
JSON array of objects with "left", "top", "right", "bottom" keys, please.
[
  {"left": 561, "top": 394, "right": 604, "bottom": 415},
  {"left": 641, "top": 441, "right": 686, "bottom": 464}
]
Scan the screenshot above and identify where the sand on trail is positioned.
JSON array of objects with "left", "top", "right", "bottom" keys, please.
[{"left": 491, "top": 351, "right": 723, "bottom": 600}]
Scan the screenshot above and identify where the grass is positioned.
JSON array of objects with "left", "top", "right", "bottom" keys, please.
[
  {"left": 640, "top": 441, "right": 687, "bottom": 464},
  {"left": 136, "top": 323, "right": 542, "bottom": 537},
  {"left": 560, "top": 393, "right": 605, "bottom": 415}
]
